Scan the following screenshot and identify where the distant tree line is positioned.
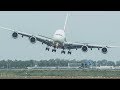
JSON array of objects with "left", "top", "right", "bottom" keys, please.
[{"left": 0, "top": 59, "right": 119, "bottom": 69}]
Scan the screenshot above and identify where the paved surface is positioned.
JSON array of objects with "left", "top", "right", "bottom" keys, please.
[{"left": 0, "top": 76, "right": 120, "bottom": 79}]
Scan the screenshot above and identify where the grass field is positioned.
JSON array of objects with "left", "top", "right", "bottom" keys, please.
[{"left": 0, "top": 69, "right": 120, "bottom": 79}]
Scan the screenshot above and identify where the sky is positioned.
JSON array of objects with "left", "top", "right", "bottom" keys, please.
[{"left": 0, "top": 11, "right": 120, "bottom": 61}]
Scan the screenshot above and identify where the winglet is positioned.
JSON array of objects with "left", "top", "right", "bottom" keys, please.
[{"left": 63, "top": 13, "right": 69, "bottom": 30}]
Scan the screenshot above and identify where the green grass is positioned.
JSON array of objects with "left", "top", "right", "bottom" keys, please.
[{"left": 0, "top": 69, "right": 120, "bottom": 78}]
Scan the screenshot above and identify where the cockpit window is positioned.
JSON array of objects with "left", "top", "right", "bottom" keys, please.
[{"left": 55, "top": 34, "right": 63, "bottom": 36}]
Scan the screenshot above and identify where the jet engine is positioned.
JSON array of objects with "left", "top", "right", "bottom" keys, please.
[
  {"left": 101, "top": 47, "right": 108, "bottom": 54},
  {"left": 12, "top": 32, "right": 18, "bottom": 39},
  {"left": 29, "top": 36, "right": 36, "bottom": 44},
  {"left": 81, "top": 45, "right": 88, "bottom": 52}
]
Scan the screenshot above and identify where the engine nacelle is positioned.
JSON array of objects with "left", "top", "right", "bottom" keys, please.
[
  {"left": 81, "top": 45, "right": 88, "bottom": 52},
  {"left": 101, "top": 47, "right": 108, "bottom": 54},
  {"left": 12, "top": 32, "right": 18, "bottom": 39},
  {"left": 29, "top": 36, "right": 36, "bottom": 44}
]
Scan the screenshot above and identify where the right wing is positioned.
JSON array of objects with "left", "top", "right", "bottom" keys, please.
[
  {"left": 0, "top": 26, "right": 54, "bottom": 46},
  {"left": 64, "top": 42, "right": 83, "bottom": 49}
]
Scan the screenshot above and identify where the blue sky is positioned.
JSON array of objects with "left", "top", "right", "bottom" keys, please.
[{"left": 0, "top": 11, "right": 120, "bottom": 61}]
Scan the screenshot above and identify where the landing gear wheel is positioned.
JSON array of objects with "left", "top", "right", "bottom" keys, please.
[
  {"left": 68, "top": 51, "right": 71, "bottom": 54},
  {"left": 52, "top": 49, "right": 56, "bottom": 52},
  {"left": 45, "top": 47, "right": 49, "bottom": 51},
  {"left": 61, "top": 50, "right": 65, "bottom": 54}
]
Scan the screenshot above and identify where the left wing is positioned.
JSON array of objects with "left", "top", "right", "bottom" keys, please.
[
  {"left": 64, "top": 41, "right": 119, "bottom": 54},
  {"left": 0, "top": 26, "right": 54, "bottom": 46}
]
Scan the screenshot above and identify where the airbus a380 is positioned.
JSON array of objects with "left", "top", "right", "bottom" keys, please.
[{"left": 0, "top": 14, "right": 118, "bottom": 54}]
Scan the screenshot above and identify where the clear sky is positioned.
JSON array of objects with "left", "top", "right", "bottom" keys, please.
[{"left": 0, "top": 11, "right": 120, "bottom": 61}]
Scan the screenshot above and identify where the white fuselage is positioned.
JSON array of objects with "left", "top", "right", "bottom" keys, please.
[{"left": 53, "top": 29, "right": 66, "bottom": 46}]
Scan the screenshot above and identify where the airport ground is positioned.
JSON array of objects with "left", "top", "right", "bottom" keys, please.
[{"left": 0, "top": 69, "right": 120, "bottom": 79}]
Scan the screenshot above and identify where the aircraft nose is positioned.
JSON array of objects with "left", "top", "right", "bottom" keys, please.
[{"left": 53, "top": 35, "right": 64, "bottom": 42}]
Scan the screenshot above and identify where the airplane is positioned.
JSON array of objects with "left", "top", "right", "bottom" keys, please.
[{"left": 0, "top": 13, "right": 118, "bottom": 55}]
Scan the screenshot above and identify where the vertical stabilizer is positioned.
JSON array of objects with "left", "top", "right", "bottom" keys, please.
[{"left": 63, "top": 13, "right": 69, "bottom": 30}]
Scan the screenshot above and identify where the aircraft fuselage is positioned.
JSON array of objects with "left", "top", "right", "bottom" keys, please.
[{"left": 52, "top": 29, "right": 66, "bottom": 48}]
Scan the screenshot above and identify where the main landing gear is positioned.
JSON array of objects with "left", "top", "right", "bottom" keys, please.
[
  {"left": 67, "top": 51, "right": 71, "bottom": 54},
  {"left": 46, "top": 47, "right": 57, "bottom": 52},
  {"left": 45, "top": 47, "right": 50, "bottom": 51},
  {"left": 61, "top": 50, "right": 72, "bottom": 54},
  {"left": 52, "top": 49, "right": 56, "bottom": 52},
  {"left": 45, "top": 46, "right": 72, "bottom": 54},
  {"left": 61, "top": 50, "right": 65, "bottom": 54}
]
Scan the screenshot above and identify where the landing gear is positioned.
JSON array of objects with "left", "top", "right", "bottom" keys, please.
[
  {"left": 61, "top": 50, "right": 65, "bottom": 54},
  {"left": 45, "top": 47, "right": 50, "bottom": 51},
  {"left": 98, "top": 48, "right": 100, "bottom": 50},
  {"left": 52, "top": 49, "right": 56, "bottom": 52},
  {"left": 67, "top": 51, "right": 71, "bottom": 54}
]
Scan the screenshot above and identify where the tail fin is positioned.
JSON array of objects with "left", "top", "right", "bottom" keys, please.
[{"left": 63, "top": 13, "right": 69, "bottom": 30}]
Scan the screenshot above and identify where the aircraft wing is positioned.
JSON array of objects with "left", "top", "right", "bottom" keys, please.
[
  {"left": 64, "top": 42, "right": 83, "bottom": 49},
  {"left": 64, "top": 42, "right": 119, "bottom": 50},
  {"left": 0, "top": 26, "right": 53, "bottom": 46},
  {"left": 36, "top": 36, "right": 53, "bottom": 46}
]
